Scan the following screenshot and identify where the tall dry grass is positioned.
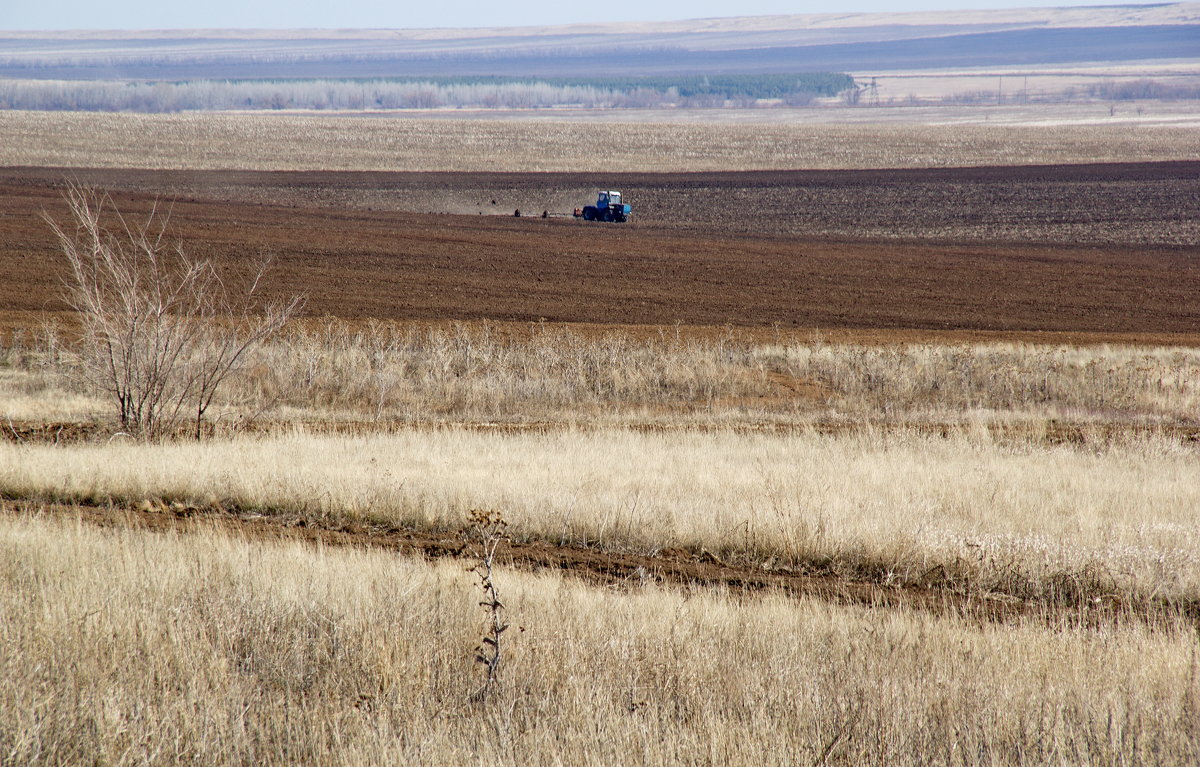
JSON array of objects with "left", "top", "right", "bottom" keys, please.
[
  {"left": 3, "top": 427, "right": 1198, "bottom": 605},
  {"left": 6, "top": 321, "right": 1198, "bottom": 427},
  {"left": 1, "top": 513, "right": 1197, "bottom": 766},
  {"left": 0, "top": 325, "right": 93, "bottom": 422}
]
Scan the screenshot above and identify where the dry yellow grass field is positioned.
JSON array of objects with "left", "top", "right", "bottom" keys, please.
[
  {"left": 5, "top": 326, "right": 1200, "bottom": 610},
  {"left": 2, "top": 109, "right": 1197, "bottom": 171},
  {"left": 2, "top": 513, "right": 1197, "bottom": 766},
  {"left": 5, "top": 332, "right": 1200, "bottom": 764},
  {"left": 4, "top": 426, "right": 1200, "bottom": 606}
]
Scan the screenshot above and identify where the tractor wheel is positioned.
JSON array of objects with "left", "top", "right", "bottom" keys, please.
[
  {"left": 583, "top": 208, "right": 595, "bottom": 221},
  {"left": 601, "top": 209, "right": 613, "bottom": 222}
]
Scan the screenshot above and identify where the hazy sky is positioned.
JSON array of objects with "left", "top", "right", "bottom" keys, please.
[{"left": 1, "top": 0, "right": 1174, "bottom": 31}]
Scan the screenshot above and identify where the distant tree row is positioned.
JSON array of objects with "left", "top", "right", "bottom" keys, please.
[
  {"left": 430, "top": 73, "right": 855, "bottom": 99},
  {"left": 936, "top": 78, "right": 1200, "bottom": 106},
  {"left": 0, "top": 73, "right": 855, "bottom": 112},
  {"left": 1083, "top": 79, "right": 1200, "bottom": 101}
]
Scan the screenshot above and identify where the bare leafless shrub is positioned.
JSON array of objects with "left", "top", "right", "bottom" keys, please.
[{"left": 46, "top": 183, "right": 303, "bottom": 439}]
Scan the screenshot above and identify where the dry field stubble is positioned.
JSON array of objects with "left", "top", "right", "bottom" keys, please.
[
  {"left": 2, "top": 110, "right": 1198, "bottom": 172},
  {"left": 252, "top": 324, "right": 1200, "bottom": 424},
  {"left": 6, "top": 320, "right": 1197, "bottom": 762},
  {"left": 1, "top": 513, "right": 1198, "bottom": 766}
]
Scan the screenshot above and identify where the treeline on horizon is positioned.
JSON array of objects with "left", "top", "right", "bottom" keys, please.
[
  {"left": 0, "top": 73, "right": 855, "bottom": 112},
  {"left": 415, "top": 74, "right": 856, "bottom": 99}
]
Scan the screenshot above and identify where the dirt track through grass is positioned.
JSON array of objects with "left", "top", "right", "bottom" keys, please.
[
  {"left": 5, "top": 499, "right": 1195, "bottom": 632},
  {"left": 5, "top": 426, "right": 1199, "bottom": 614}
]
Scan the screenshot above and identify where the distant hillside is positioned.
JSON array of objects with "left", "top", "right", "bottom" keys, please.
[{"left": 1, "top": 3, "right": 1197, "bottom": 80}]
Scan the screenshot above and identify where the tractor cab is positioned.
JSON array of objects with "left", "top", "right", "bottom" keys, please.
[{"left": 575, "top": 189, "right": 631, "bottom": 222}]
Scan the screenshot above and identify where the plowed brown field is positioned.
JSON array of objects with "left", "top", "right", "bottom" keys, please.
[{"left": 2, "top": 163, "right": 1197, "bottom": 340}]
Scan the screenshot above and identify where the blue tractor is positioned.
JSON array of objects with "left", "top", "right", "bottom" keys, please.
[{"left": 575, "top": 190, "right": 630, "bottom": 222}]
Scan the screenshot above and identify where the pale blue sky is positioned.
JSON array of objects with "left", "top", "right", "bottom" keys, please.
[{"left": 0, "top": 0, "right": 1174, "bottom": 31}]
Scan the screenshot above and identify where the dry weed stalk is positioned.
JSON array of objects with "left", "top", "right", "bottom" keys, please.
[{"left": 465, "top": 508, "right": 510, "bottom": 702}]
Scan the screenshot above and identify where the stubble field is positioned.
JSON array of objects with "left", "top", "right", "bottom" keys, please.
[
  {"left": 2, "top": 111, "right": 1199, "bottom": 765},
  {"left": 2, "top": 108, "right": 1198, "bottom": 172}
]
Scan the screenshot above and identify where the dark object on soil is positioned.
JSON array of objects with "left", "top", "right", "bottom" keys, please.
[
  {"left": 513, "top": 209, "right": 521, "bottom": 217},
  {"left": 578, "top": 190, "right": 630, "bottom": 223}
]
